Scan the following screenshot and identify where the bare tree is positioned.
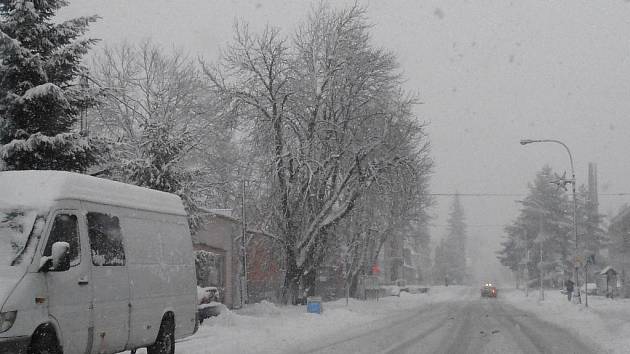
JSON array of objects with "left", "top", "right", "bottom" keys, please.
[
  {"left": 205, "top": 4, "right": 433, "bottom": 303},
  {"left": 88, "top": 40, "right": 237, "bottom": 227}
]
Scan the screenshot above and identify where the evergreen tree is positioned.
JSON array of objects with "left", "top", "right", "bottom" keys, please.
[
  {"left": 0, "top": 0, "right": 101, "bottom": 171},
  {"left": 432, "top": 239, "right": 447, "bottom": 285},
  {"left": 443, "top": 193, "right": 467, "bottom": 284},
  {"left": 498, "top": 166, "right": 573, "bottom": 287}
]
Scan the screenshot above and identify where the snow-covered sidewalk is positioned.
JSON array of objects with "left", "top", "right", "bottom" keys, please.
[
  {"left": 501, "top": 288, "right": 630, "bottom": 353},
  {"left": 150, "top": 286, "right": 468, "bottom": 354}
]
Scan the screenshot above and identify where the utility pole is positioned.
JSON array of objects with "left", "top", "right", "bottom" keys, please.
[
  {"left": 540, "top": 241, "right": 544, "bottom": 301},
  {"left": 539, "top": 214, "right": 544, "bottom": 301},
  {"left": 240, "top": 178, "right": 248, "bottom": 307},
  {"left": 571, "top": 170, "right": 580, "bottom": 304},
  {"left": 584, "top": 254, "right": 594, "bottom": 307},
  {"left": 526, "top": 248, "right": 530, "bottom": 297}
]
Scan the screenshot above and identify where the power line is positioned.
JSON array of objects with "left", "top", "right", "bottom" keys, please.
[
  {"left": 427, "top": 193, "right": 630, "bottom": 197},
  {"left": 430, "top": 224, "right": 507, "bottom": 228},
  {"left": 427, "top": 193, "right": 523, "bottom": 197}
]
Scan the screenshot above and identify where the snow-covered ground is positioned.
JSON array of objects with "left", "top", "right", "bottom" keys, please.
[
  {"left": 501, "top": 288, "right": 630, "bottom": 353},
  {"left": 125, "top": 286, "right": 630, "bottom": 353},
  {"left": 128, "top": 286, "right": 469, "bottom": 354}
]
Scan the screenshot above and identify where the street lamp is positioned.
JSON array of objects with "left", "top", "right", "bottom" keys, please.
[{"left": 520, "top": 139, "right": 580, "bottom": 304}]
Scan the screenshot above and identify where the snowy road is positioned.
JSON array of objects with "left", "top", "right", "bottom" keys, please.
[
  {"left": 127, "top": 287, "right": 605, "bottom": 354},
  {"left": 299, "top": 289, "right": 598, "bottom": 354}
]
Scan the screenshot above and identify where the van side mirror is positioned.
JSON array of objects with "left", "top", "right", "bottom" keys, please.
[
  {"left": 38, "top": 256, "right": 52, "bottom": 273},
  {"left": 39, "top": 242, "right": 71, "bottom": 272}
]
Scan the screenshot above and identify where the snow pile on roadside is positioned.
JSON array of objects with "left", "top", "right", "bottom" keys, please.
[
  {"left": 502, "top": 288, "right": 630, "bottom": 353},
  {"left": 172, "top": 285, "right": 469, "bottom": 354},
  {"left": 237, "top": 300, "right": 282, "bottom": 317},
  {"left": 198, "top": 302, "right": 224, "bottom": 310}
]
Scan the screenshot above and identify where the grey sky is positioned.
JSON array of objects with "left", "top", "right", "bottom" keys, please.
[{"left": 60, "top": 0, "right": 630, "bottom": 280}]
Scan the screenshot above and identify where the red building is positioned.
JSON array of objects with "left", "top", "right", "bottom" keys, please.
[{"left": 193, "top": 209, "right": 284, "bottom": 307}]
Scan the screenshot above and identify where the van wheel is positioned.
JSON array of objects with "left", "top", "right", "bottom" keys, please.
[
  {"left": 147, "top": 317, "right": 175, "bottom": 354},
  {"left": 29, "top": 329, "right": 62, "bottom": 354}
]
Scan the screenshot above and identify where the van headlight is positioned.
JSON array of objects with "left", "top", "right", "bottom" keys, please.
[{"left": 0, "top": 311, "right": 17, "bottom": 333}]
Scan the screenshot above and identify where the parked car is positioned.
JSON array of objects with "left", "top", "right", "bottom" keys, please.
[
  {"left": 407, "top": 285, "right": 430, "bottom": 294},
  {"left": 198, "top": 286, "right": 221, "bottom": 304},
  {"left": 0, "top": 171, "right": 198, "bottom": 354},
  {"left": 395, "top": 279, "right": 409, "bottom": 292},
  {"left": 481, "top": 283, "right": 498, "bottom": 298},
  {"left": 197, "top": 286, "right": 223, "bottom": 323},
  {"left": 381, "top": 285, "right": 402, "bottom": 296}
]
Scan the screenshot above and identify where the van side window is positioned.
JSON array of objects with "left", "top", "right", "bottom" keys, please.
[
  {"left": 87, "top": 213, "right": 125, "bottom": 266},
  {"left": 43, "top": 214, "right": 80, "bottom": 268}
]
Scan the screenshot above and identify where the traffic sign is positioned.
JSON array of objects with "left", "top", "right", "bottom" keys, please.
[{"left": 372, "top": 263, "right": 381, "bottom": 274}]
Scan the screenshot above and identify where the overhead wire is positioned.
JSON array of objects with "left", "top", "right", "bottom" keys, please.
[{"left": 426, "top": 193, "right": 630, "bottom": 197}]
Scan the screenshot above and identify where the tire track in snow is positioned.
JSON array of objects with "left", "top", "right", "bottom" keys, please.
[{"left": 300, "top": 300, "right": 462, "bottom": 354}]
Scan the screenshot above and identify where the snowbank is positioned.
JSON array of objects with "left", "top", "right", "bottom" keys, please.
[
  {"left": 502, "top": 288, "right": 630, "bottom": 353},
  {"left": 126, "top": 286, "right": 468, "bottom": 354}
]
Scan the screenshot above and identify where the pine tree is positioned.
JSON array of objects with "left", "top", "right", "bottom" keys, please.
[
  {"left": 432, "top": 239, "right": 447, "bottom": 285},
  {"left": 0, "top": 0, "right": 101, "bottom": 171},
  {"left": 498, "top": 166, "right": 573, "bottom": 287},
  {"left": 443, "top": 193, "right": 467, "bottom": 284}
]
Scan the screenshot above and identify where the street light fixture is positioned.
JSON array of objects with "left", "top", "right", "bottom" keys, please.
[
  {"left": 520, "top": 138, "right": 581, "bottom": 304},
  {"left": 519, "top": 139, "right": 535, "bottom": 145}
]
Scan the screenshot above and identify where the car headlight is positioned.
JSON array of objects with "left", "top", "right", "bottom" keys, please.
[{"left": 0, "top": 311, "right": 17, "bottom": 333}]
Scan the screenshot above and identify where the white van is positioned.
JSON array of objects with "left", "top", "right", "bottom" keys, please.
[{"left": 0, "top": 171, "right": 198, "bottom": 354}]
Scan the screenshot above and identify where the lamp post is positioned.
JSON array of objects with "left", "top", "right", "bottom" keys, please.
[{"left": 520, "top": 139, "right": 580, "bottom": 304}]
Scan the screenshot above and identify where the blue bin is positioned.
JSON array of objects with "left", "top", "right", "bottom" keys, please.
[{"left": 306, "top": 296, "right": 323, "bottom": 314}]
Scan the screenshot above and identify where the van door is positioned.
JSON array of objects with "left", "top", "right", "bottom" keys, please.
[
  {"left": 42, "top": 211, "right": 93, "bottom": 354},
  {"left": 85, "top": 211, "right": 131, "bottom": 354}
]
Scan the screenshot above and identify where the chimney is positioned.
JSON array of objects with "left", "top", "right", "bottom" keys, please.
[{"left": 587, "top": 163, "right": 598, "bottom": 213}]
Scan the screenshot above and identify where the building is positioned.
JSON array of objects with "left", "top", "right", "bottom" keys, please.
[
  {"left": 402, "top": 237, "right": 423, "bottom": 284},
  {"left": 192, "top": 209, "right": 284, "bottom": 307},
  {"left": 377, "top": 232, "right": 404, "bottom": 284},
  {"left": 245, "top": 232, "right": 284, "bottom": 303},
  {"left": 608, "top": 206, "right": 630, "bottom": 298},
  {"left": 192, "top": 209, "right": 240, "bottom": 308}
]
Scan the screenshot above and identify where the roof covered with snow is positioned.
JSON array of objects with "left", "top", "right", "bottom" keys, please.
[
  {"left": 0, "top": 170, "right": 186, "bottom": 216},
  {"left": 599, "top": 266, "right": 617, "bottom": 275}
]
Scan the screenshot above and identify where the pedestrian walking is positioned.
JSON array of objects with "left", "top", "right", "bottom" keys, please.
[{"left": 566, "top": 279, "right": 574, "bottom": 302}]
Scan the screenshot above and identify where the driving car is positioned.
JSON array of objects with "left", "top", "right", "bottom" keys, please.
[{"left": 481, "top": 283, "right": 498, "bottom": 298}]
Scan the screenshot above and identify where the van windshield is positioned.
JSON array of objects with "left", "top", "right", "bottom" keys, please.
[{"left": 0, "top": 207, "right": 44, "bottom": 267}]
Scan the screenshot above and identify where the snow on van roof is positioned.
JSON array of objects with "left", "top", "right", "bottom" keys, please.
[{"left": 0, "top": 170, "right": 187, "bottom": 216}]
